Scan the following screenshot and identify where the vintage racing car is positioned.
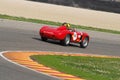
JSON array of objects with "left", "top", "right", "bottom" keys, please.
[{"left": 39, "top": 25, "right": 90, "bottom": 48}]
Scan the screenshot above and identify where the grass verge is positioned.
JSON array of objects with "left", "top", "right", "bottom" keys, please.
[
  {"left": 0, "top": 14, "right": 120, "bottom": 34},
  {"left": 31, "top": 55, "right": 120, "bottom": 80}
]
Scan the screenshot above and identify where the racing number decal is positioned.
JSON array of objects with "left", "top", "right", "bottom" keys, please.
[{"left": 72, "top": 32, "right": 77, "bottom": 41}]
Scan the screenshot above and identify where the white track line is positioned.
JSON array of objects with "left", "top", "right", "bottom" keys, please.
[{"left": 0, "top": 51, "right": 61, "bottom": 80}]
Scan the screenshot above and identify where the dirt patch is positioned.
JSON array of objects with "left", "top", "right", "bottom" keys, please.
[{"left": 0, "top": 0, "right": 120, "bottom": 31}]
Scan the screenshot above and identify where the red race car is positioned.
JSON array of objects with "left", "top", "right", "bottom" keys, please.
[{"left": 39, "top": 24, "right": 90, "bottom": 48}]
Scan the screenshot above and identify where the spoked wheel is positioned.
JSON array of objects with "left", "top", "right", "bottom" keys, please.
[
  {"left": 41, "top": 36, "right": 47, "bottom": 41},
  {"left": 60, "top": 34, "right": 70, "bottom": 46},
  {"left": 80, "top": 37, "right": 89, "bottom": 48}
]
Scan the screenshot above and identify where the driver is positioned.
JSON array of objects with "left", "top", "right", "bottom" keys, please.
[
  {"left": 62, "top": 22, "right": 76, "bottom": 31},
  {"left": 62, "top": 22, "right": 71, "bottom": 30},
  {"left": 58, "top": 22, "right": 76, "bottom": 31}
]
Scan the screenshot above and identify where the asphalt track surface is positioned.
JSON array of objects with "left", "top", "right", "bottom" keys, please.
[{"left": 0, "top": 19, "right": 120, "bottom": 80}]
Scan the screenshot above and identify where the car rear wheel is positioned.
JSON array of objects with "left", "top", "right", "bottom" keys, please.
[
  {"left": 60, "top": 35, "right": 70, "bottom": 46},
  {"left": 41, "top": 36, "right": 47, "bottom": 41},
  {"left": 80, "top": 37, "right": 89, "bottom": 48}
]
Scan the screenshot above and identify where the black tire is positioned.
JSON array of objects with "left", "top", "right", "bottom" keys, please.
[
  {"left": 60, "top": 35, "right": 70, "bottom": 46},
  {"left": 41, "top": 37, "right": 47, "bottom": 41},
  {"left": 80, "top": 37, "right": 89, "bottom": 48}
]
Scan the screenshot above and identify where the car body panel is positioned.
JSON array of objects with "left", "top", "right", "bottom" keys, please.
[{"left": 39, "top": 26, "right": 89, "bottom": 43}]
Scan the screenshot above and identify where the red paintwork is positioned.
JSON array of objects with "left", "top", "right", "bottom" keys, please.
[{"left": 39, "top": 25, "right": 89, "bottom": 43}]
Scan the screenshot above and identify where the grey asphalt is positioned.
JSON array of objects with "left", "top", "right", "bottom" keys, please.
[
  {"left": 0, "top": 55, "right": 60, "bottom": 80},
  {"left": 0, "top": 19, "right": 120, "bottom": 80}
]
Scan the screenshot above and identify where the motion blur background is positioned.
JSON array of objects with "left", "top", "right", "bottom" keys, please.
[{"left": 29, "top": 0, "right": 120, "bottom": 13}]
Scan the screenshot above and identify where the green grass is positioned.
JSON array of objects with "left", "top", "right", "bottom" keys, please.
[
  {"left": 0, "top": 14, "right": 120, "bottom": 34},
  {"left": 31, "top": 55, "right": 120, "bottom": 80}
]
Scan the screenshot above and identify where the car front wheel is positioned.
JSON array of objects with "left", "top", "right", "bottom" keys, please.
[{"left": 60, "top": 34, "right": 70, "bottom": 46}]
